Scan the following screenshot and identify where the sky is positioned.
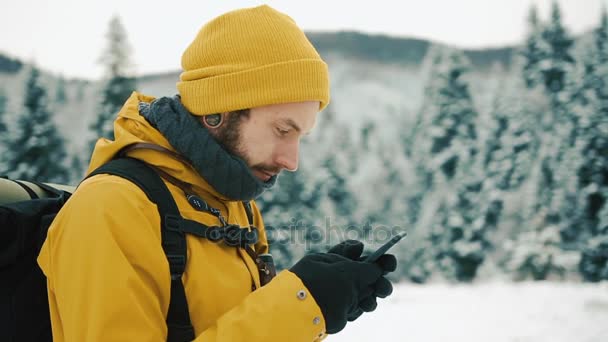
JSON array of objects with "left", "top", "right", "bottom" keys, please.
[{"left": 0, "top": 0, "right": 605, "bottom": 80}]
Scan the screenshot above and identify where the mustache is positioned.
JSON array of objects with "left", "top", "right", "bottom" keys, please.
[{"left": 252, "top": 165, "right": 282, "bottom": 175}]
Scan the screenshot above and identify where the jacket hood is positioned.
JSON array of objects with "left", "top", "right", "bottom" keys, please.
[{"left": 87, "top": 91, "right": 230, "bottom": 201}]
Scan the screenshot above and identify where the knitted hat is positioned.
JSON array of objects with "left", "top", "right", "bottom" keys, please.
[{"left": 177, "top": 5, "right": 330, "bottom": 116}]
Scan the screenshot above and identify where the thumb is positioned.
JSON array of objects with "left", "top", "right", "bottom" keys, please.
[{"left": 328, "top": 240, "right": 364, "bottom": 260}]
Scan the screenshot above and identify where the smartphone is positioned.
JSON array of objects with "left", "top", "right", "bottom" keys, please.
[{"left": 364, "top": 231, "right": 407, "bottom": 263}]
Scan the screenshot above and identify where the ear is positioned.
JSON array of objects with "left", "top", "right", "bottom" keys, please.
[{"left": 201, "top": 113, "right": 227, "bottom": 129}]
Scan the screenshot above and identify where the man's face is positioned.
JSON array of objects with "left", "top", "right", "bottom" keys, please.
[{"left": 212, "top": 101, "right": 319, "bottom": 182}]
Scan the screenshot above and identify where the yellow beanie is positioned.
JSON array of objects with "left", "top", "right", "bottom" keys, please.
[{"left": 177, "top": 5, "right": 330, "bottom": 116}]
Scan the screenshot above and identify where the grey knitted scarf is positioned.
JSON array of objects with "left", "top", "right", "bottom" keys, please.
[{"left": 138, "top": 95, "right": 277, "bottom": 201}]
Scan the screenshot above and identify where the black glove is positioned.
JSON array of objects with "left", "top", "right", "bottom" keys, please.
[
  {"left": 290, "top": 240, "right": 397, "bottom": 334},
  {"left": 328, "top": 240, "right": 396, "bottom": 322}
]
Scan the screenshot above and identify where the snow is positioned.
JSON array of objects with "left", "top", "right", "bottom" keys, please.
[{"left": 329, "top": 281, "right": 608, "bottom": 342}]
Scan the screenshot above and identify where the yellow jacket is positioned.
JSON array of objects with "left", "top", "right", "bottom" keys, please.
[{"left": 37, "top": 92, "right": 327, "bottom": 341}]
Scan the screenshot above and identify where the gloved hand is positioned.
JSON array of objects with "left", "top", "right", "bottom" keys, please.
[
  {"left": 328, "top": 240, "right": 396, "bottom": 322},
  {"left": 289, "top": 240, "right": 397, "bottom": 334}
]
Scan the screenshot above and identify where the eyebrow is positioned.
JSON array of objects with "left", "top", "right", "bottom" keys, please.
[{"left": 281, "top": 118, "right": 311, "bottom": 136}]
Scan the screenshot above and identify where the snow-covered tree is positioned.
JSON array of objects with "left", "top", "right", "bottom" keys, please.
[
  {"left": 406, "top": 45, "right": 496, "bottom": 282},
  {"left": 2, "top": 66, "right": 69, "bottom": 182},
  {"left": 539, "top": 2, "right": 575, "bottom": 95},
  {"left": 426, "top": 165, "right": 503, "bottom": 282},
  {"left": 321, "top": 133, "right": 357, "bottom": 219},
  {"left": 413, "top": 45, "right": 478, "bottom": 185},
  {"left": 569, "top": 7, "right": 608, "bottom": 281},
  {"left": 484, "top": 69, "right": 538, "bottom": 191},
  {"left": 504, "top": 224, "right": 578, "bottom": 280},
  {"left": 575, "top": 6, "right": 608, "bottom": 236},
  {"left": 579, "top": 232, "right": 608, "bottom": 282},
  {"left": 526, "top": 1, "right": 576, "bottom": 238},
  {"left": 90, "top": 15, "right": 136, "bottom": 147},
  {"left": 522, "top": 4, "right": 545, "bottom": 88}
]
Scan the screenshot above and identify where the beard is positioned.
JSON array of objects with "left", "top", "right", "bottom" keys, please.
[
  {"left": 215, "top": 110, "right": 247, "bottom": 162},
  {"left": 213, "top": 111, "right": 282, "bottom": 178}
]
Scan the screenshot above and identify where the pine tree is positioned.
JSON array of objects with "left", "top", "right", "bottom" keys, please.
[
  {"left": 505, "top": 2, "right": 581, "bottom": 281},
  {"left": 429, "top": 175, "right": 500, "bottom": 282},
  {"left": 522, "top": 4, "right": 545, "bottom": 88},
  {"left": 413, "top": 45, "right": 478, "bottom": 185},
  {"left": 484, "top": 67, "right": 538, "bottom": 191},
  {"left": 528, "top": 2, "right": 576, "bottom": 238},
  {"left": 90, "top": 15, "right": 136, "bottom": 147},
  {"left": 322, "top": 141, "right": 356, "bottom": 219},
  {"left": 572, "top": 7, "right": 608, "bottom": 281},
  {"left": 2, "top": 66, "right": 69, "bottom": 182},
  {"left": 504, "top": 224, "right": 569, "bottom": 280},
  {"left": 539, "top": 1, "right": 575, "bottom": 95},
  {"left": 409, "top": 45, "right": 490, "bottom": 281}
]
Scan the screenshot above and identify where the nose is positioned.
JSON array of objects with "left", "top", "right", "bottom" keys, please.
[{"left": 274, "top": 139, "right": 300, "bottom": 172}]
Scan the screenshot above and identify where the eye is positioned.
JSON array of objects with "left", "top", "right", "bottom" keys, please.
[{"left": 276, "top": 127, "right": 290, "bottom": 136}]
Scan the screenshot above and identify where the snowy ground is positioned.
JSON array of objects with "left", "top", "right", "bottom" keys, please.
[{"left": 329, "top": 281, "right": 608, "bottom": 342}]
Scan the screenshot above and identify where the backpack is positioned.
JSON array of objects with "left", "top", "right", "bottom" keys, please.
[
  {"left": 0, "top": 157, "right": 261, "bottom": 342},
  {"left": 0, "top": 181, "right": 68, "bottom": 342}
]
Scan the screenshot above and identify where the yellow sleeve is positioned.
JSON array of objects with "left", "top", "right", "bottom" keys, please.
[{"left": 194, "top": 270, "right": 328, "bottom": 342}]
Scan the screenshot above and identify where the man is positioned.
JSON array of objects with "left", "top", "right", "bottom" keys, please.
[{"left": 37, "top": 5, "right": 396, "bottom": 341}]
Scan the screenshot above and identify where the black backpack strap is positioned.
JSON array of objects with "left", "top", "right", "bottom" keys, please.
[{"left": 87, "top": 158, "right": 194, "bottom": 342}]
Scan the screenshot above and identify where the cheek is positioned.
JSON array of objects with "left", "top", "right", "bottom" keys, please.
[{"left": 240, "top": 127, "right": 277, "bottom": 164}]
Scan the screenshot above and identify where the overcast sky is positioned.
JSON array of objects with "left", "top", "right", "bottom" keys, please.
[{"left": 0, "top": 0, "right": 605, "bottom": 79}]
